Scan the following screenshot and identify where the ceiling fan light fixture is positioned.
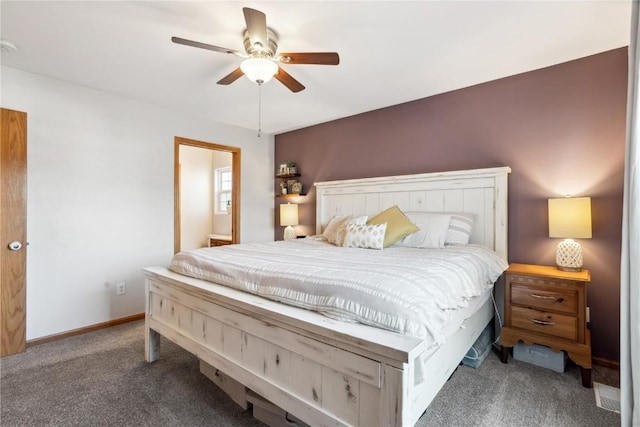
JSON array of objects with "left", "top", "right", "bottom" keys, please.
[{"left": 240, "top": 57, "right": 278, "bottom": 84}]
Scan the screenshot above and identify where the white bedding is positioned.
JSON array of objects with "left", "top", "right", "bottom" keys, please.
[{"left": 170, "top": 239, "right": 508, "bottom": 349}]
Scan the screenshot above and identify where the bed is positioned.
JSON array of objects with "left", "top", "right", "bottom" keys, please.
[{"left": 144, "top": 166, "right": 511, "bottom": 426}]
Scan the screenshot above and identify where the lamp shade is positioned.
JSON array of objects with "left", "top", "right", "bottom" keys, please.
[
  {"left": 548, "top": 197, "right": 592, "bottom": 239},
  {"left": 280, "top": 203, "right": 299, "bottom": 226},
  {"left": 548, "top": 197, "right": 592, "bottom": 271},
  {"left": 240, "top": 58, "right": 278, "bottom": 84}
]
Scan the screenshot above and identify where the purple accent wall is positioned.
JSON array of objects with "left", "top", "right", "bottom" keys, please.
[{"left": 275, "top": 48, "right": 627, "bottom": 361}]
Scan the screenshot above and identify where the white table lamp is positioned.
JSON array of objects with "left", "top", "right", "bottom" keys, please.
[
  {"left": 280, "top": 203, "right": 299, "bottom": 241},
  {"left": 548, "top": 197, "right": 592, "bottom": 271}
]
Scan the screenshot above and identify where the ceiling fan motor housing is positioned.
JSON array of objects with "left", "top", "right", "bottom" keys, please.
[{"left": 243, "top": 28, "right": 278, "bottom": 58}]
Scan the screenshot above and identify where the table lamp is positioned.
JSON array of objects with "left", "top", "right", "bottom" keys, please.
[
  {"left": 280, "top": 203, "right": 299, "bottom": 241},
  {"left": 548, "top": 197, "right": 592, "bottom": 271}
]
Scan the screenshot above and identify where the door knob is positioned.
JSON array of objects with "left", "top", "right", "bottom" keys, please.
[{"left": 8, "top": 241, "right": 22, "bottom": 251}]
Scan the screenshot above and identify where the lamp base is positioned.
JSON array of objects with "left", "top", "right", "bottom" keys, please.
[
  {"left": 556, "top": 239, "right": 583, "bottom": 271},
  {"left": 283, "top": 226, "right": 296, "bottom": 241}
]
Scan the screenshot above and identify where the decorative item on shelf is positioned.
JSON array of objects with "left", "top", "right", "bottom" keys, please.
[
  {"left": 291, "top": 181, "right": 303, "bottom": 195},
  {"left": 548, "top": 196, "right": 592, "bottom": 271},
  {"left": 280, "top": 181, "right": 288, "bottom": 195},
  {"left": 226, "top": 199, "right": 231, "bottom": 215},
  {"left": 285, "top": 161, "right": 297, "bottom": 175},
  {"left": 276, "top": 162, "right": 298, "bottom": 177},
  {"left": 280, "top": 203, "right": 299, "bottom": 240},
  {"left": 284, "top": 179, "right": 297, "bottom": 194}
]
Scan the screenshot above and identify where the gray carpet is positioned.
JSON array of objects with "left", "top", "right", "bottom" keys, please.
[{"left": 1, "top": 320, "right": 620, "bottom": 426}]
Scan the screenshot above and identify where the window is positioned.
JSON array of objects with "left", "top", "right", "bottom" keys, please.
[{"left": 215, "top": 167, "right": 232, "bottom": 214}]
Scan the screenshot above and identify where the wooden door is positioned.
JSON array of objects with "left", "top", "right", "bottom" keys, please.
[{"left": 1, "top": 108, "right": 27, "bottom": 356}]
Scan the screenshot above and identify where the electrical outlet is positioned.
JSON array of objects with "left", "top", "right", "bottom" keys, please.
[
  {"left": 116, "top": 282, "right": 126, "bottom": 295},
  {"left": 586, "top": 306, "right": 590, "bottom": 323}
]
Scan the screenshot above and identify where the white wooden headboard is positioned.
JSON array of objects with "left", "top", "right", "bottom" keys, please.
[{"left": 314, "top": 166, "right": 511, "bottom": 260}]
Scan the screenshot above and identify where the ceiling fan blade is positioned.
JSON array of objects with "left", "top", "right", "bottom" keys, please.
[
  {"left": 243, "top": 8, "right": 268, "bottom": 51},
  {"left": 274, "top": 67, "right": 305, "bottom": 93},
  {"left": 278, "top": 52, "right": 340, "bottom": 65},
  {"left": 171, "top": 36, "right": 245, "bottom": 57},
  {"left": 217, "top": 67, "right": 245, "bottom": 85}
]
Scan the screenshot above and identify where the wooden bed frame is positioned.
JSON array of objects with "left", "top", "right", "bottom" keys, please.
[{"left": 144, "top": 166, "right": 511, "bottom": 426}]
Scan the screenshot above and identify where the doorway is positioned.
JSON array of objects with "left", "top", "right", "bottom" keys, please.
[{"left": 174, "top": 137, "right": 241, "bottom": 254}]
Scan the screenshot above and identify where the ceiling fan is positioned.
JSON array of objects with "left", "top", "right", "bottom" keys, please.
[{"left": 172, "top": 7, "right": 340, "bottom": 93}]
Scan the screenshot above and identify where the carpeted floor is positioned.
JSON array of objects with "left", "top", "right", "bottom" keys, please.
[{"left": 0, "top": 320, "right": 620, "bottom": 426}]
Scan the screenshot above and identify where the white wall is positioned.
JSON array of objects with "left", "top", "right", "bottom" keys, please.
[
  {"left": 179, "top": 145, "right": 213, "bottom": 250},
  {"left": 1, "top": 66, "right": 275, "bottom": 340}
]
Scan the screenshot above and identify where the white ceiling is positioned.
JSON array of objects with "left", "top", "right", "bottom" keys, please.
[{"left": 0, "top": 1, "right": 631, "bottom": 135}]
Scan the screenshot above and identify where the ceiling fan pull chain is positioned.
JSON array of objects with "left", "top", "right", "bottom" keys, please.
[{"left": 257, "top": 83, "right": 262, "bottom": 137}]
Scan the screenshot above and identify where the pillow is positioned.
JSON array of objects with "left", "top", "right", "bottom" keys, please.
[
  {"left": 367, "top": 205, "right": 419, "bottom": 248},
  {"left": 322, "top": 215, "right": 349, "bottom": 241},
  {"left": 396, "top": 212, "right": 452, "bottom": 248},
  {"left": 343, "top": 223, "right": 387, "bottom": 250},
  {"left": 445, "top": 212, "right": 476, "bottom": 245},
  {"left": 325, "top": 215, "right": 368, "bottom": 246}
]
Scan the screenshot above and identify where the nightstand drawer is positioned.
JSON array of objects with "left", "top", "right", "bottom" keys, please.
[
  {"left": 511, "top": 306, "right": 578, "bottom": 341},
  {"left": 511, "top": 283, "right": 577, "bottom": 315}
]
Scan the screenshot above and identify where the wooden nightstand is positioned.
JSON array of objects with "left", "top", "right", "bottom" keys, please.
[{"left": 500, "top": 263, "right": 592, "bottom": 387}]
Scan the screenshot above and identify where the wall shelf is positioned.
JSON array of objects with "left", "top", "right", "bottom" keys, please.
[
  {"left": 277, "top": 193, "right": 305, "bottom": 198},
  {"left": 277, "top": 167, "right": 303, "bottom": 197}
]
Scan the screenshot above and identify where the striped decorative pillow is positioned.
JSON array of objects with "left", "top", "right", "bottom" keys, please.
[{"left": 445, "top": 213, "right": 476, "bottom": 245}]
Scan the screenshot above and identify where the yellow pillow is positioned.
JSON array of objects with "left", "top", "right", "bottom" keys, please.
[{"left": 367, "top": 205, "right": 419, "bottom": 247}]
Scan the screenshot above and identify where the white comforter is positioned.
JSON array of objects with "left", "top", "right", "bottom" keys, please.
[{"left": 170, "top": 239, "right": 508, "bottom": 347}]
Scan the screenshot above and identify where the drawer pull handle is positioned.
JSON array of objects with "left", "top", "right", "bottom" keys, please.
[
  {"left": 529, "top": 318, "right": 556, "bottom": 326},
  {"left": 530, "top": 294, "right": 564, "bottom": 303}
]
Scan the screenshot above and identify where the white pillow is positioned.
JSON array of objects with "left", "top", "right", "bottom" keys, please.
[
  {"left": 343, "top": 223, "right": 387, "bottom": 250},
  {"left": 446, "top": 212, "right": 476, "bottom": 245},
  {"left": 324, "top": 215, "right": 368, "bottom": 246},
  {"left": 396, "top": 212, "right": 451, "bottom": 248}
]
